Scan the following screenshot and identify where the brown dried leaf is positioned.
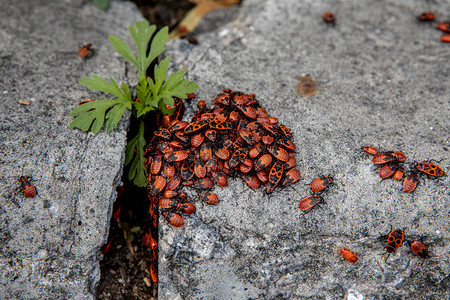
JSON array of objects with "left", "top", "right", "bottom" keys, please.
[
  {"left": 169, "top": 0, "right": 240, "bottom": 38},
  {"left": 18, "top": 99, "right": 31, "bottom": 105},
  {"left": 297, "top": 75, "right": 317, "bottom": 97}
]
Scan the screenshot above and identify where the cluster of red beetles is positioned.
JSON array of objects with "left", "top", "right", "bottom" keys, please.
[
  {"left": 298, "top": 176, "right": 333, "bottom": 212},
  {"left": 417, "top": 11, "right": 450, "bottom": 43},
  {"left": 362, "top": 146, "right": 445, "bottom": 193},
  {"left": 144, "top": 89, "right": 301, "bottom": 228}
]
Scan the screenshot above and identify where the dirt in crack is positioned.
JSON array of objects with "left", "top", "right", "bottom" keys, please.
[{"left": 97, "top": 114, "right": 158, "bottom": 299}]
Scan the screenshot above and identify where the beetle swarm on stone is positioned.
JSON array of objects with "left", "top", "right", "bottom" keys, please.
[{"left": 144, "top": 90, "right": 301, "bottom": 228}]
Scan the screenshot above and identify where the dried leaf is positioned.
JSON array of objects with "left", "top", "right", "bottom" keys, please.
[{"left": 169, "top": 0, "right": 240, "bottom": 38}]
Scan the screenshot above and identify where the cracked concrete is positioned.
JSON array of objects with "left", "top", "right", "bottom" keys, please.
[
  {"left": 0, "top": 0, "right": 142, "bottom": 298},
  {"left": 160, "top": 0, "right": 450, "bottom": 298},
  {"left": 1, "top": 0, "right": 449, "bottom": 298}
]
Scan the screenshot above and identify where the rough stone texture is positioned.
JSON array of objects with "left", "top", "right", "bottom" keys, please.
[
  {"left": 161, "top": 0, "right": 450, "bottom": 298},
  {"left": 0, "top": 0, "right": 142, "bottom": 298}
]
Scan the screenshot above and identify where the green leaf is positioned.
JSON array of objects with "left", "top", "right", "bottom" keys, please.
[
  {"left": 130, "top": 226, "right": 141, "bottom": 233},
  {"left": 79, "top": 76, "right": 122, "bottom": 98},
  {"left": 153, "top": 57, "right": 170, "bottom": 94},
  {"left": 136, "top": 74, "right": 151, "bottom": 107},
  {"left": 146, "top": 27, "right": 168, "bottom": 71},
  {"left": 124, "top": 122, "right": 147, "bottom": 187},
  {"left": 129, "top": 21, "right": 156, "bottom": 73},
  {"left": 121, "top": 82, "right": 132, "bottom": 102},
  {"left": 161, "top": 69, "right": 187, "bottom": 92},
  {"left": 158, "top": 99, "right": 175, "bottom": 116},
  {"left": 169, "top": 79, "right": 199, "bottom": 98},
  {"left": 161, "top": 95, "right": 174, "bottom": 108},
  {"left": 127, "top": 232, "right": 135, "bottom": 241},
  {"left": 69, "top": 100, "right": 120, "bottom": 134},
  {"left": 109, "top": 35, "right": 138, "bottom": 68},
  {"left": 136, "top": 106, "right": 155, "bottom": 118},
  {"left": 105, "top": 104, "right": 127, "bottom": 131},
  {"left": 92, "top": 0, "right": 108, "bottom": 10}
]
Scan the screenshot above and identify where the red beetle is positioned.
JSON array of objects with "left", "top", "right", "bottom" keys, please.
[
  {"left": 229, "top": 148, "right": 249, "bottom": 168},
  {"left": 211, "top": 171, "right": 228, "bottom": 187},
  {"left": 191, "top": 134, "right": 204, "bottom": 148},
  {"left": 78, "top": 43, "right": 94, "bottom": 58},
  {"left": 414, "top": 162, "right": 445, "bottom": 177},
  {"left": 100, "top": 237, "right": 114, "bottom": 255},
  {"left": 163, "top": 189, "right": 179, "bottom": 199},
  {"left": 372, "top": 152, "right": 397, "bottom": 165},
  {"left": 257, "top": 170, "right": 269, "bottom": 184},
  {"left": 168, "top": 120, "right": 189, "bottom": 133},
  {"left": 200, "top": 191, "right": 219, "bottom": 204},
  {"left": 261, "top": 135, "right": 274, "bottom": 147},
  {"left": 150, "top": 155, "right": 162, "bottom": 175},
  {"left": 268, "top": 161, "right": 284, "bottom": 186},
  {"left": 299, "top": 195, "right": 323, "bottom": 211},
  {"left": 362, "top": 146, "right": 378, "bottom": 155},
  {"left": 403, "top": 172, "right": 419, "bottom": 193},
  {"left": 150, "top": 263, "right": 158, "bottom": 283},
  {"left": 408, "top": 240, "right": 428, "bottom": 258},
  {"left": 379, "top": 162, "right": 398, "bottom": 179},
  {"left": 441, "top": 34, "right": 450, "bottom": 43},
  {"left": 163, "top": 212, "right": 184, "bottom": 227},
  {"left": 278, "top": 139, "right": 296, "bottom": 151},
  {"left": 176, "top": 203, "right": 196, "bottom": 215},
  {"left": 199, "top": 143, "right": 213, "bottom": 161},
  {"left": 282, "top": 168, "right": 301, "bottom": 186},
  {"left": 194, "top": 159, "right": 207, "bottom": 179},
  {"left": 143, "top": 230, "right": 157, "bottom": 250},
  {"left": 166, "top": 175, "right": 182, "bottom": 191},
  {"left": 205, "top": 129, "right": 217, "bottom": 142},
  {"left": 154, "top": 128, "right": 171, "bottom": 140},
  {"left": 240, "top": 161, "right": 253, "bottom": 174},
  {"left": 184, "top": 120, "right": 208, "bottom": 134},
  {"left": 242, "top": 174, "right": 261, "bottom": 189},
  {"left": 385, "top": 228, "right": 404, "bottom": 260},
  {"left": 158, "top": 197, "right": 177, "bottom": 209},
  {"left": 194, "top": 177, "right": 214, "bottom": 189},
  {"left": 437, "top": 22, "right": 450, "bottom": 33},
  {"left": 197, "top": 100, "right": 206, "bottom": 110},
  {"left": 149, "top": 176, "right": 166, "bottom": 196},
  {"left": 393, "top": 167, "right": 404, "bottom": 181},
  {"left": 254, "top": 154, "right": 273, "bottom": 172},
  {"left": 267, "top": 146, "right": 289, "bottom": 162},
  {"left": 18, "top": 176, "right": 37, "bottom": 198},
  {"left": 340, "top": 242, "right": 358, "bottom": 263},
  {"left": 163, "top": 163, "right": 176, "bottom": 178},
  {"left": 215, "top": 147, "right": 230, "bottom": 160},
  {"left": 322, "top": 12, "right": 335, "bottom": 24},
  {"left": 310, "top": 176, "right": 333, "bottom": 192},
  {"left": 387, "top": 151, "right": 405, "bottom": 162},
  {"left": 167, "top": 150, "right": 189, "bottom": 162},
  {"left": 284, "top": 156, "right": 297, "bottom": 170},
  {"left": 417, "top": 11, "right": 435, "bottom": 21}
]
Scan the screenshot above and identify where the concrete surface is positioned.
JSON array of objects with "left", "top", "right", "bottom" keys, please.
[
  {"left": 161, "top": 0, "right": 450, "bottom": 298},
  {"left": 0, "top": 0, "right": 142, "bottom": 298}
]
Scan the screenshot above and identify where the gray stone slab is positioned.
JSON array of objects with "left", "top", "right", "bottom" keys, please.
[
  {"left": 161, "top": 0, "right": 450, "bottom": 298},
  {"left": 0, "top": 0, "right": 142, "bottom": 298}
]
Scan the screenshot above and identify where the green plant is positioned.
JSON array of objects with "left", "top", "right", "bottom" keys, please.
[
  {"left": 69, "top": 21, "right": 199, "bottom": 187},
  {"left": 92, "top": 0, "right": 108, "bottom": 10}
]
